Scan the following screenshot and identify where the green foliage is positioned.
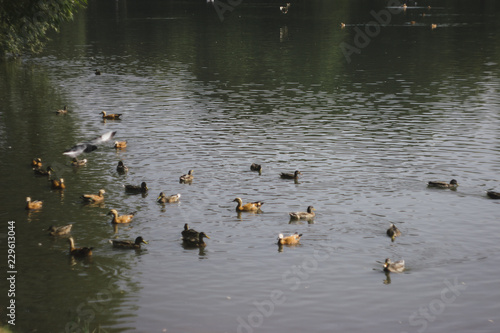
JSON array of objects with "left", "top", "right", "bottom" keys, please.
[{"left": 0, "top": 0, "right": 87, "bottom": 57}]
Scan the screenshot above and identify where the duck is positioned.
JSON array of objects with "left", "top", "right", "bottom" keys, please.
[
  {"left": 80, "top": 189, "right": 105, "bottom": 203},
  {"left": 50, "top": 178, "right": 66, "bottom": 190},
  {"left": 125, "top": 182, "right": 148, "bottom": 193},
  {"left": 250, "top": 163, "right": 262, "bottom": 174},
  {"left": 340, "top": 22, "right": 346, "bottom": 28},
  {"left": 486, "top": 191, "right": 500, "bottom": 199},
  {"left": 427, "top": 179, "right": 458, "bottom": 189},
  {"left": 68, "top": 237, "right": 93, "bottom": 257},
  {"left": 181, "top": 223, "right": 199, "bottom": 240},
  {"left": 386, "top": 223, "right": 401, "bottom": 241},
  {"left": 48, "top": 224, "right": 72, "bottom": 236},
  {"left": 116, "top": 161, "right": 128, "bottom": 173},
  {"left": 25, "top": 197, "right": 43, "bottom": 210},
  {"left": 71, "top": 157, "right": 87, "bottom": 167},
  {"left": 56, "top": 105, "right": 68, "bottom": 115},
  {"left": 31, "top": 157, "right": 43, "bottom": 168},
  {"left": 431, "top": 23, "right": 437, "bottom": 29},
  {"left": 114, "top": 141, "right": 127, "bottom": 149},
  {"left": 33, "top": 165, "right": 54, "bottom": 176},
  {"left": 277, "top": 232, "right": 302, "bottom": 245},
  {"left": 280, "top": 170, "right": 301, "bottom": 179},
  {"left": 233, "top": 197, "right": 264, "bottom": 212},
  {"left": 383, "top": 258, "right": 405, "bottom": 273},
  {"left": 289, "top": 206, "right": 316, "bottom": 220},
  {"left": 112, "top": 236, "right": 148, "bottom": 249},
  {"left": 100, "top": 111, "right": 122, "bottom": 120},
  {"left": 108, "top": 209, "right": 136, "bottom": 224},
  {"left": 183, "top": 232, "right": 210, "bottom": 247},
  {"left": 94, "top": 69, "right": 101, "bottom": 75},
  {"left": 280, "top": 3, "right": 291, "bottom": 14},
  {"left": 179, "top": 170, "right": 194, "bottom": 183},
  {"left": 63, "top": 131, "right": 116, "bottom": 158},
  {"left": 157, "top": 192, "right": 181, "bottom": 203}
]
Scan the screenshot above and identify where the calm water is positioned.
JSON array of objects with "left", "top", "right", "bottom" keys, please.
[{"left": 1, "top": 0, "right": 500, "bottom": 332}]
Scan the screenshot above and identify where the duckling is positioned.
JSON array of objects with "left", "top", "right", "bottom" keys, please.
[
  {"left": 25, "top": 197, "right": 43, "bottom": 210},
  {"left": 277, "top": 232, "right": 302, "bottom": 245},
  {"left": 108, "top": 209, "right": 136, "bottom": 224},
  {"left": 280, "top": 3, "right": 291, "bottom": 14},
  {"left": 71, "top": 157, "right": 87, "bottom": 167},
  {"left": 386, "top": 223, "right": 401, "bottom": 241},
  {"left": 289, "top": 206, "right": 316, "bottom": 220},
  {"left": 116, "top": 161, "right": 128, "bottom": 173},
  {"left": 250, "top": 163, "right": 262, "bottom": 174},
  {"left": 68, "top": 237, "right": 93, "bottom": 257},
  {"left": 31, "top": 158, "right": 43, "bottom": 168},
  {"left": 157, "top": 192, "right": 181, "bottom": 203},
  {"left": 125, "top": 182, "right": 148, "bottom": 193},
  {"left": 114, "top": 141, "right": 127, "bottom": 149},
  {"left": 179, "top": 170, "right": 194, "bottom": 183},
  {"left": 487, "top": 191, "right": 500, "bottom": 199},
  {"left": 48, "top": 224, "right": 72, "bottom": 236},
  {"left": 427, "top": 179, "right": 458, "bottom": 189},
  {"left": 100, "top": 111, "right": 122, "bottom": 120},
  {"left": 183, "top": 232, "right": 210, "bottom": 247},
  {"left": 181, "top": 223, "right": 199, "bottom": 240},
  {"left": 112, "top": 236, "right": 148, "bottom": 249},
  {"left": 383, "top": 258, "right": 405, "bottom": 273},
  {"left": 33, "top": 165, "right": 54, "bottom": 176},
  {"left": 94, "top": 69, "right": 101, "bottom": 75},
  {"left": 56, "top": 105, "right": 68, "bottom": 115},
  {"left": 50, "top": 178, "right": 66, "bottom": 190},
  {"left": 80, "top": 189, "right": 105, "bottom": 203},
  {"left": 233, "top": 197, "right": 264, "bottom": 212},
  {"left": 280, "top": 170, "right": 301, "bottom": 179}
]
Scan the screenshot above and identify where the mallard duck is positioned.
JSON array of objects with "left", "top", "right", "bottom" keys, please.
[
  {"left": 280, "top": 170, "right": 301, "bottom": 179},
  {"left": 125, "top": 182, "right": 148, "bottom": 193},
  {"left": 51, "top": 178, "right": 66, "bottom": 190},
  {"left": 31, "top": 158, "right": 42, "bottom": 168},
  {"left": 71, "top": 157, "right": 87, "bottom": 166},
  {"left": 487, "top": 191, "right": 500, "bottom": 199},
  {"left": 280, "top": 3, "right": 291, "bottom": 14},
  {"left": 250, "top": 163, "right": 262, "bottom": 174},
  {"left": 183, "top": 232, "right": 210, "bottom": 247},
  {"left": 179, "top": 170, "right": 194, "bottom": 183},
  {"left": 383, "top": 258, "right": 405, "bottom": 273},
  {"left": 181, "top": 223, "right": 199, "bottom": 240},
  {"left": 427, "top": 179, "right": 458, "bottom": 188},
  {"left": 112, "top": 236, "right": 148, "bottom": 249},
  {"left": 277, "top": 232, "right": 302, "bottom": 245},
  {"left": 233, "top": 197, "right": 264, "bottom": 212},
  {"left": 95, "top": 69, "right": 101, "bottom": 75},
  {"left": 100, "top": 111, "right": 122, "bottom": 120},
  {"left": 289, "top": 206, "right": 316, "bottom": 220},
  {"left": 63, "top": 131, "right": 116, "bottom": 158},
  {"left": 386, "top": 223, "right": 401, "bottom": 241},
  {"left": 157, "top": 192, "right": 181, "bottom": 203},
  {"left": 48, "top": 224, "right": 72, "bottom": 236},
  {"left": 56, "top": 105, "right": 68, "bottom": 115},
  {"left": 80, "top": 189, "right": 105, "bottom": 203},
  {"left": 108, "top": 209, "right": 136, "bottom": 224},
  {"left": 114, "top": 141, "right": 127, "bottom": 149},
  {"left": 116, "top": 161, "right": 128, "bottom": 173},
  {"left": 33, "top": 165, "right": 54, "bottom": 176},
  {"left": 25, "top": 197, "right": 43, "bottom": 210},
  {"left": 68, "top": 237, "right": 93, "bottom": 257}
]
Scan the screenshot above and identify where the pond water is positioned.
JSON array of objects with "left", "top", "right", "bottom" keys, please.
[{"left": 1, "top": 0, "right": 499, "bottom": 332}]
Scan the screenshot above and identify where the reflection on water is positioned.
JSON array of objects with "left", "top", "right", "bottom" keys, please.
[{"left": 1, "top": 0, "right": 500, "bottom": 332}]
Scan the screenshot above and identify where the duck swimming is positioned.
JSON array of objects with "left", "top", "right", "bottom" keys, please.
[
  {"left": 250, "top": 163, "right": 262, "bottom": 174},
  {"left": 112, "top": 236, "right": 148, "bottom": 249},
  {"left": 386, "top": 223, "right": 401, "bottom": 241},
  {"left": 157, "top": 192, "right": 181, "bottom": 203},
  {"left": 277, "top": 232, "right": 302, "bottom": 245},
  {"left": 383, "top": 258, "right": 405, "bottom": 273},
  {"left": 68, "top": 237, "right": 93, "bottom": 257},
  {"left": 233, "top": 197, "right": 264, "bottom": 212},
  {"left": 289, "top": 206, "right": 315, "bottom": 220},
  {"left": 181, "top": 223, "right": 199, "bottom": 240},
  {"left": 179, "top": 170, "right": 194, "bottom": 183},
  {"left": 25, "top": 197, "right": 43, "bottom": 210},
  {"left": 114, "top": 141, "right": 127, "bottom": 149},
  {"left": 427, "top": 179, "right": 458, "bottom": 189},
  {"left": 486, "top": 191, "right": 500, "bottom": 199},
  {"left": 125, "top": 182, "right": 148, "bottom": 193},
  {"left": 31, "top": 158, "right": 42, "bottom": 168},
  {"left": 56, "top": 105, "right": 68, "bottom": 115},
  {"left": 33, "top": 166, "right": 54, "bottom": 177},
  {"left": 280, "top": 170, "right": 301, "bottom": 179},
  {"left": 71, "top": 158, "right": 87, "bottom": 167},
  {"left": 108, "top": 209, "right": 136, "bottom": 224},
  {"left": 183, "top": 232, "right": 210, "bottom": 247},
  {"left": 50, "top": 178, "right": 66, "bottom": 190},
  {"left": 100, "top": 111, "right": 122, "bottom": 120},
  {"left": 80, "top": 189, "right": 105, "bottom": 203},
  {"left": 117, "top": 161, "right": 128, "bottom": 173},
  {"left": 48, "top": 224, "right": 72, "bottom": 236}
]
